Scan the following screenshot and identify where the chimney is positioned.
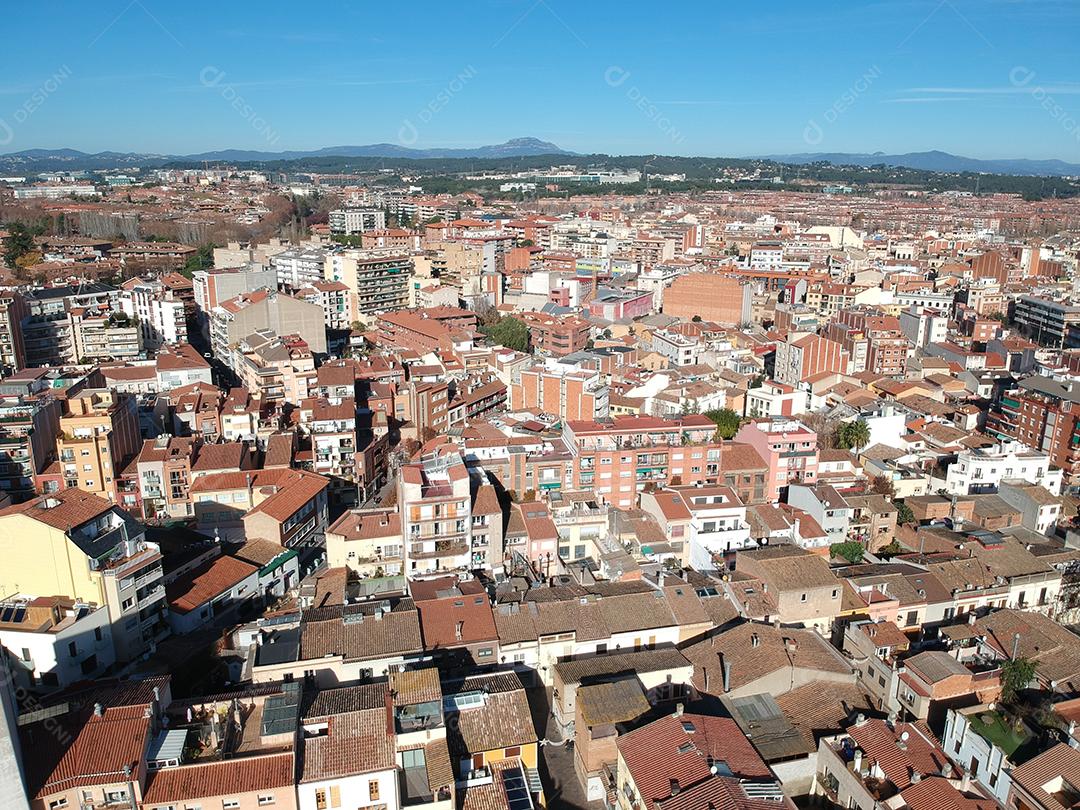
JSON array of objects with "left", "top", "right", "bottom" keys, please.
[
  {"left": 853, "top": 748, "right": 864, "bottom": 774},
  {"left": 93, "top": 703, "right": 103, "bottom": 717},
  {"left": 669, "top": 778, "right": 680, "bottom": 796},
  {"left": 455, "top": 620, "right": 464, "bottom": 641},
  {"left": 968, "top": 612, "right": 977, "bottom": 626},
  {"left": 674, "top": 702, "right": 684, "bottom": 717},
  {"left": 721, "top": 655, "right": 732, "bottom": 693},
  {"left": 751, "top": 633, "right": 760, "bottom": 648}
]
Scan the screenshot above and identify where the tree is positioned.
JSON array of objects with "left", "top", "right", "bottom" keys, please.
[
  {"left": 895, "top": 500, "right": 915, "bottom": 526},
  {"left": 838, "top": 419, "right": 871, "bottom": 453},
  {"left": 870, "top": 475, "right": 895, "bottom": 498},
  {"left": 2, "top": 222, "right": 36, "bottom": 268},
  {"left": 830, "top": 541, "right": 865, "bottom": 564},
  {"left": 481, "top": 315, "right": 529, "bottom": 352},
  {"left": 705, "top": 408, "right": 742, "bottom": 440},
  {"left": 181, "top": 243, "right": 215, "bottom": 279},
  {"left": 1001, "top": 657, "right": 1037, "bottom": 702}
]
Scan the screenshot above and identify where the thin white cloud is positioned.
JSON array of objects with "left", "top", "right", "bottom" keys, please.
[
  {"left": 884, "top": 96, "right": 977, "bottom": 103},
  {"left": 907, "top": 84, "right": 1080, "bottom": 95}
]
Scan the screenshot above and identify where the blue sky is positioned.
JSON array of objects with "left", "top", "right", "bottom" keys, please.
[{"left": 2, "top": 0, "right": 1079, "bottom": 159}]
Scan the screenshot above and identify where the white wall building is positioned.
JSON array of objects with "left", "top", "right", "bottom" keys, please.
[{"left": 945, "top": 440, "right": 1062, "bottom": 496}]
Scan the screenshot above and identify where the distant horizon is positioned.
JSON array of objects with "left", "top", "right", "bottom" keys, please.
[
  {"left": 3, "top": 142, "right": 1080, "bottom": 167},
  {"left": 2, "top": 1, "right": 1079, "bottom": 161}
]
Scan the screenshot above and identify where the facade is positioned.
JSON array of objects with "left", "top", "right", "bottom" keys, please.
[
  {"left": 510, "top": 363, "right": 609, "bottom": 421},
  {"left": 563, "top": 415, "right": 722, "bottom": 509},
  {"left": 0, "top": 489, "right": 168, "bottom": 663},
  {"left": 329, "top": 207, "right": 387, "bottom": 234},
  {"left": 325, "top": 251, "right": 413, "bottom": 321},
  {"left": 54, "top": 389, "right": 141, "bottom": 503},
  {"left": 944, "top": 440, "right": 1062, "bottom": 496},
  {"left": 735, "top": 417, "right": 820, "bottom": 501}
]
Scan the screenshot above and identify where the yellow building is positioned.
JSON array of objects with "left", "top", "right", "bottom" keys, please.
[
  {"left": 55, "top": 389, "right": 141, "bottom": 502},
  {"left": 0, "top": 489, "right": 167, "bottom": 662}
]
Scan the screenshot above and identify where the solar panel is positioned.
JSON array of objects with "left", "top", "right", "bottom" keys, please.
[
  {"left": 11, "top": 608, "right": 25, "bottom": 623},
  {"left": 0, "top": 607, "right": 13, "bottom": 622},
  {"left": 500, "top": 766, "right": 533, "bottom": 810}
]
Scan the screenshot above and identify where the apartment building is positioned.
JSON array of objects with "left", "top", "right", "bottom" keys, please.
[
  {"left": 0, "top": 291, "right": 28, "bottom": 372},
  {"left": 944, "top": 439, "right": 1062, "bottom": 496},
  {"left": 270, "top": 246, "right": 327, "bottom": 290},
  {"left": 773, "top": 332, "right": 848, "bottom": 386},
  {"left": 119, "top": 276, "right": 188, "bottom": 348},
  {"left": 518, "top": 311, "right": 591, "bottom": 356},
  {"left": 324, "top": 251, "right": 412, "bottom": 320},
  {"left": 235, "top": 330, "right": 317, "bottom": 403},
  {"left": 192, "top": 265, "right": 279, "bottom": 312},
  {"left": 399, "top": 449, "right": 476, "bottom": 578},
  {"left": 650, "top": 328, "right": 702, "bottom": 366},
  {"left": 0, "top": 595, "right": 114, "bottom": 689},
  {"left": 210, "top": 288, "right": 327, "bottom": 361},
  {"left": 735, "top": 417, "right": 820, "bottom": 501},
  {"left": 1012, "top": 294, "right": 1080, "bottom": 349},
  {"left": 328, "top": 207, "right": 386, "bottom": 234},
  {"left": 640, "top": 483, "right": 752, "bottom": 569},
  {"left": 70, "top": 309, "right": 144, "bottom": 363},
  {"left": 562, "top": 415, "right": 722, "bottom": 509},
  {"left": 0, "top": 488, "right": 167, "bottom": 663},
  {"left": 0, "top": 396, "right": 61, "bottom": 502},
  {"left": 990, "top": 375, "right": 1080, "bottom": 486},
  {"left": 21, "top": 283, "right": 119, "bottom": 366},
  {"left": 190, "top": 467, "right": 329, "bottom": 549},
  {"left": 510, "top": 362, "right": 609, "bottom": 421},
  {"left": 53, "top": 389, "right": 141, "bottom": 503},
  {"left": 297, "top": 280, "right": 352, "bottom": 331}
]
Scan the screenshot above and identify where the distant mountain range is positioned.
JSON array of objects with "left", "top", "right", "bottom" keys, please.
[
  {"left": 760, "top": 149, "right": 1080, "bottom": 177},
  {"left": 3, "top": 141, "right": 1079, "bottom": 180},
  {"left": 0, "top": 137, "right": 573, "bottom": 173}
]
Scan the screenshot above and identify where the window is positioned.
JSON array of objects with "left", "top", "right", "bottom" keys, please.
[
  {"left": 800, "top": 593, "right": 807, "bottom": 602},
  {"left": 48, "top": 800, "right": 68, "bottom": 810},
  {"left": 257, "top": 796, "right": 276, "bottom": 806},
  {"left": 505, "top": 745, "right": 522, "bottom": 757},
  {"left": 368, "top": 781, "right": 380, "bottom": 801},
  {"left": 223, "top": 801, "right": 240, "bottom": 810}
]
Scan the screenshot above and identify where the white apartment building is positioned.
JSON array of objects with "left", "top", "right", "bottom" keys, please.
[
  {"left": 271, "top": 247, "right": 328, "bottom": 290},
  {"left": 120, "top": 278, "right": 187, "bottom": 348},
  {"left": 328, "top": 207, "right": 387, "bottom": 235},
  {"left": 0, "top": 597, "right": 114, "bottom": 689},
  {"left": 650, "top": 329, "right": 702, "bottom": 366},
  {"left": 898, "top": 304, "right": 948, "bottom": 349},
  {"left": 945, "top": 440, "right": 1063, "bottom": 496},
  {"left": 680, "top": 484, "right": 752, "bottom": 568}
]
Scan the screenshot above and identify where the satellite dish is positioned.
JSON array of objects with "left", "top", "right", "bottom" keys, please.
[{"left": 901, "top": 731, "right": 910, "bottom": 742}]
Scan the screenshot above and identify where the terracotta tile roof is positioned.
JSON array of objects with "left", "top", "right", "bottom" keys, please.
[
  {"left": 847, "top": 719, "right": 949, "bottom": 792},
  {"left": 190, "top": 467, "right": 328, "bottom": 523},
  {"left": 900, "top": 776, "right": 998, "bottom": 810},
  {"left": 774, "top": 681, "right": 877, "bottom": 749},
  {"left": 1010, "top": 742, "right": 1080, "bottom": 810},
  {"left": 684, "top": 622, "right": 850, "bottom": 695},
  {"left": 327, "top": 508, "right": 401, "bottom": 541},
  {"left": 23, "top": 704, "right": 152, "bottom": 798},
  {"left": 417, "top": 591, "right": 498, "bottom": 647},
  {"left": 389, "top": 667, "right": 443, "bottom": 705},
  {"left": 0, "top": 487, "right": 115, "bottom": 532},
  {"left": 300, "top": 708, "right": 395, "bottom": 782},
  {"left": 445, "top": 672, "right": 536, "bottom": 756},
  {"left": 143, "top": 752, "right": 294, "bottom": 803},
  {"left": 577, "top": 679, "right": 651, "bottom": 726},
  {"left": 300, "top": 602, "right": 423, "bottom": 662},
  {"left": 166, "top": 554, "right": 258, "bottom": 614},
  {"left": 618, "top": 713, "right": 779, "bottom": 810}
]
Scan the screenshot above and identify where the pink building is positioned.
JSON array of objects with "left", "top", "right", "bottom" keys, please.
[{"left": 734, "top": 417, "right": 819, "bottom": 501}]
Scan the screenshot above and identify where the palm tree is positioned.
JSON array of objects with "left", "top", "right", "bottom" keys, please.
[{"left": 847, "top": 419, "right": 871, "bottom": 454}]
